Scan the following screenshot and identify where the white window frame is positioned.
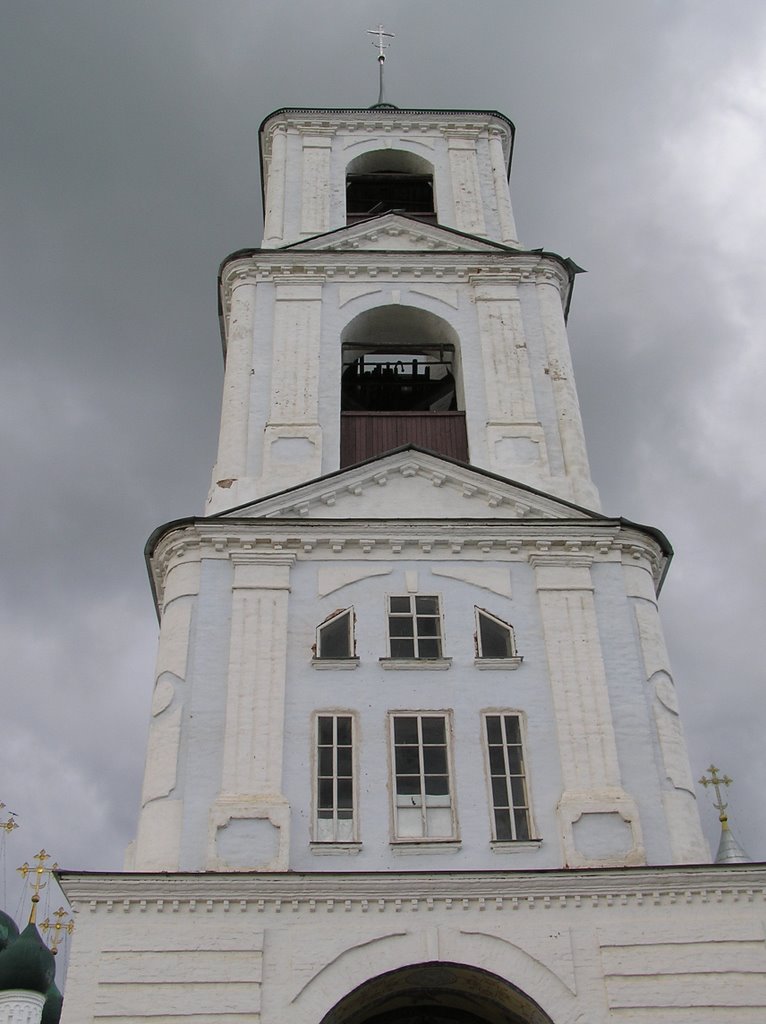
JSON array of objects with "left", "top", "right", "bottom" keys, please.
[
  {"left": 483, "top": 711, "right": 535, "bottom": 843},
  {"left": 386, "top": 595, "right": 444, "bottom": 660},
  {"left": 474, "top": 607, "right": 522, "bottom": 670},
  {"left": 314, "top": 607, "right": 356, "bottom": 663},
  {"left": 312, "top": 713, "right": 358, "bottom": 845},
  {"left": 389, "top": 712, "right": 457, "bottom": 842}
]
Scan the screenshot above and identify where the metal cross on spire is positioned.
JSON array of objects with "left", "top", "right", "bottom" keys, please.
[
  {"left": 699, "top": 764, "right": 733, "bottom": 827},
  {"left": 367, "top": 24, "right": 395, "bottom": 108}
]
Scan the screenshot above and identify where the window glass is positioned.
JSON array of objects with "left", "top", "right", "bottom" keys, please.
[
  {"left": 315, "top": 714, "right": 355, "bottom": 842},
  {"left": 316, "top": 609, "right": 354, "bottom": 659},
  {"left": 391, "top": 714, "right": 454, "bottom": 839},
  {"left": 388, "top": 596, "right": 443, "bottom": 658},
  {"left": 476, "top": 609, "right": 516, "bottom": 659},
  {"left": 484, "top": 713, "right": 532, "bottom": 842}
]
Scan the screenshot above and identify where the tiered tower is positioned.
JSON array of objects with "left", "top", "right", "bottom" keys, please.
[{"left": 59, "top": 96, "right": 766, "bottom": 1024}]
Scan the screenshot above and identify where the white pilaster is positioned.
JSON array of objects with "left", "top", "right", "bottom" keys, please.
[
  {"left": 534, "top": 556, "right": 644, "bottom": 867},
  {"left": 447, "top": 136, "right": 487, "bottom": 236},
  {"left": 263, "top": 125, "right": 287, "bottom": 247},
  {"left": 489, "top": 130, "right": 519, "bottom": 245},
  {"left": 210, "top": 553, "right": 295, "bottom": 870},
  {"left": 209, "top": 278, "right": 256, "bottom": 511},
  {"left": 536, "top": 275, "right": 601, "bottom": 510},
  {"left": 300, "top": 135, "right": 332, "bottom": 236}
]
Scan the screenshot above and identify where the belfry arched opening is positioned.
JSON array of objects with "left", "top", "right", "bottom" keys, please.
[
  {"left": 318, "top": 963, "right": 556, "bottom": 1024},
  {"left": 340, "top": 305, "right": 468, "bottom": 466}
]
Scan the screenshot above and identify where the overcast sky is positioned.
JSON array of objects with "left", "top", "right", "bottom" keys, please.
[{"left": 2, "top": 0, "right": 765, "bottom": 918}]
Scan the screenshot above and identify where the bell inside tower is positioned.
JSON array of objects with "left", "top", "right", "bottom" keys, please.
[{"left": 339, "top": 305, "right": 468, "bottom": 466}]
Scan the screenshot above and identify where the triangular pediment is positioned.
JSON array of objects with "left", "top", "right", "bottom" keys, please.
[
  {"left": 284, "top": 214, "right": 515, "bottom": 254},
  {"left": 215, "top": 448, "right": 603, "bottom": 523}
]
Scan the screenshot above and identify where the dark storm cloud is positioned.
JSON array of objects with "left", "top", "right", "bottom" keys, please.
[{"left": 1, "top": 0, "right": 764, "bottom": 908}]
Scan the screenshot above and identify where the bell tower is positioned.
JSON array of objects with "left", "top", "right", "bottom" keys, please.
[
  {"left": 59, "top": 69, "right": 766, "bottom": 1024},
  {"left": 207, "top": 104, "right": 599, "bottom": 515}
]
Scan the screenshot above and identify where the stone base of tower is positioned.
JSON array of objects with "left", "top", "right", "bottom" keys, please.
[{"left": 59, "top": 864, "right": 766, "bottom": 1023}]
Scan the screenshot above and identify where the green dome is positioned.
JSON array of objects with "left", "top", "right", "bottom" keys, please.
[
  {"left": 0, "top": 921, "right": 55, "bottom": 994},
  {"left": 0, "top": 910, "right": 19, "bottom": 953},
  {"left": 42, "top": 979, "right": 63, "bottom": 1024}
]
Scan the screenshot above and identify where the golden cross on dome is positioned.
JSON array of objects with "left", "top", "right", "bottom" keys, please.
[
  {"left": 699, "top": 764, "right": 733, "bottom": 827},
  {"left": 41, "top": 906, "right": 74, "bottom": 955},
  {"left": 17, "top": 849, "right": 59, "bottom": 924}
]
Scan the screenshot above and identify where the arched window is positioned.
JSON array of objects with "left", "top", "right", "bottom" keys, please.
[
  {"left": 340, "top": 306, "right": 468, "bottom": 465},
  {"left": 346, "top": 150, "right": 436, "bottom": 225}
]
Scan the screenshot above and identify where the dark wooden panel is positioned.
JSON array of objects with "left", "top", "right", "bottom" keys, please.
[{"left": 340, "top": 412, "right": 469, "bottom": 467}]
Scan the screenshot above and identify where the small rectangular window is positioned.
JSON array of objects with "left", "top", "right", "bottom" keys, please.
[
  {"left": 391, "top": 713, "right": 454, "bottom": 839},
  {"left": 484, "top": 713, "right": 532, "bottom": 842},
  {"left": 316, "top": 608, "right": 354, "bottom": 659},
  {"left": 388, "top": 595, "right": 443, "bottom": 659},
  {"left": 315, "top": 714, "right": 355, "bottom": 842}
]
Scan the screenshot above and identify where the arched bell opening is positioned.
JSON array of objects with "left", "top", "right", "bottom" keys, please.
[
  {"left": 339, "top": 305, "right": 468, "bottom": 467},
  {"left": 318, "top": 962, "right": 557, "bottom": 1024},
  {"left": 346, "top": 150, "right": 436, "bottom": 225}
]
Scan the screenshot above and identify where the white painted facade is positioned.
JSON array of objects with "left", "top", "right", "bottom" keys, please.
[{"left": 59, "top": 103, "right": 766, "bottom": 1023}]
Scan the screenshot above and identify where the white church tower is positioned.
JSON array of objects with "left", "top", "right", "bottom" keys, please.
[{"left": 59, "top": 69, "right": 766, "bottom": 1024}]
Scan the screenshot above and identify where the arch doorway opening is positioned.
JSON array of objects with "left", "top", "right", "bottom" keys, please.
[
  {"left": 340, "top": 306, "right": 468, "bottom": 467},
  {"left": 319, "top": 962, "right": 556, "bottom": 1024}
]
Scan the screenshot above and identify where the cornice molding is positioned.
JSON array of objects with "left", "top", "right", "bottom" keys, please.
[
  {"left": 148, "top": 518, "right": 666, "bottom": 610},
  {"left": 220, "top": 251, "right": 571, "bottom": 321},
  {"left": 59, "top": 864, "right": 766, "bottom": 912}
]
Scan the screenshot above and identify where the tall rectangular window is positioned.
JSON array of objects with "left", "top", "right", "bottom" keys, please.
[
  {"left": 387, "top": 595, "right": 443, "bottom": 658},
  {"left": 484, "top": 713, "right": 532, "bottom": 842},
  {"left": 391, "top": 713, "right": 454, "bottom": 839},
  {"left": 315, "top": 714, "right": 355, "bottom": 842}
]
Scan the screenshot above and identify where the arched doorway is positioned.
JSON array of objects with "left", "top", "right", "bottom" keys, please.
[
  {"left": 318, "top": 962, "right": 556, "bottom": 1024},
  {"left": 339, "top": 305, "right": 468, "bottom": 466}
]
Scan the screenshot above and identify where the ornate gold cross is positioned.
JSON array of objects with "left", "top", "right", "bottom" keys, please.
[
  {"left": 0, "top": 802, "right": 19, "bottom": 833},
  {"left": 41, "top": 906, "right": 74, "bottom": 955},
  {"left": 17, "top": 849, "right": 59, "bottom": 923},
  {"left": 699, "top": 764, "right": 733, "bottom": 826}
]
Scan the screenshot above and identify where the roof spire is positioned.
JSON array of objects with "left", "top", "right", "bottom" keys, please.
[
  {"left": 699, "top": 764, "right": 751, "bottom": 864},
  {"left": 367, "top": 24, "right": 397, "bottom": 109}
]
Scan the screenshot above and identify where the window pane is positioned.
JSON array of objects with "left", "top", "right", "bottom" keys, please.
[
  {"left": 318, "top": 747, "right": 334, "bottom": 776},
  {"left": 416, "top": 596, "right": 439, "bottom": 614},
  {"left": 389, "top": 596, "right": 411, "bottom": 613},
  {"left": 423, "top": 746, "right": 447, "bottom": 775},
  {"left": 317, "top": 716, "right": 334, "bottom": 745},
  {"left": 336, "top": 716, "right": 352, "bottom": 745},
  {"left": 514, "top": 808, "right": 531, "bottom": 841},
  {"left": 394, "top": 717, "right": 418, "bottom": 743},
  {"left": 416, "top": 615, "right": 440, "bottom": 637},
  {"left": 478, "top": 611, "right": 513, "bottom": 658},
  {"left": 318, "top": 611, "right": 351, "bottom": 658},
  {"left": 506, "top": 746, "right": 524, "bottom": 775},
  {"left": 503, "top": 715, "right": 521, "bottom": 744},
  {"left": 418, "top": 638, "right": 441, "bottom": 658},
  {"left": 318, "top": 779, "right": 334, "bottom": 809},
  {"left": 336, "top": 747, "right": 352, "bottom": 777},
  {"left": 511, "top": 776, "right": 527, "bottom": 807},
  {"left": 485, "top": 715, "right": 502, "bottom": 744},
  {"left": 491, "top": 775, "right": 509, "bottom": 807},
  {"left": 424, "top": 774, "right": 450, "bottom": 796},
  {"left": 396, "top": 774, "right": 420, "bottom": 796},
  {"left": 494, "top": 809, "right": 513, "bottom": 842},
  {"left": 488, "top": 745, "right": 506, "bottom": 774},
  {"left": 390, "top": 617, "right": 414, "bottom": 637},
  {"left": 337, "top": 779, "right": 353, "bottom": 809},
  {"left": 395, "top": 746, "right": 421, "bottom": 774},
  {"left": 390, "top": 637, "right": 415, "bottom": 658},
  {"left": 421, "top": 717, "right": 446, "bottom": 744}
]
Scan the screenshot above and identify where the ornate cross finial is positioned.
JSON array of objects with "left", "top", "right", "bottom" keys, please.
[
  {"left": 367, "top": 24, "right": 395, "bottom": 107},
  {"left": 17, "top": 849, "right": 59, "bottom": 924},
  {"left": 699, "top": 764, "right": 733, "bottom": 828},
  {"left": 368, "top": 24, "right": 394, "bottom": 62},
  {"left": 41, "top": 906, "right": 74, "bottom": 955},
  {"left": 0, "top": 802, "right": 19, "bottom": 834}
]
